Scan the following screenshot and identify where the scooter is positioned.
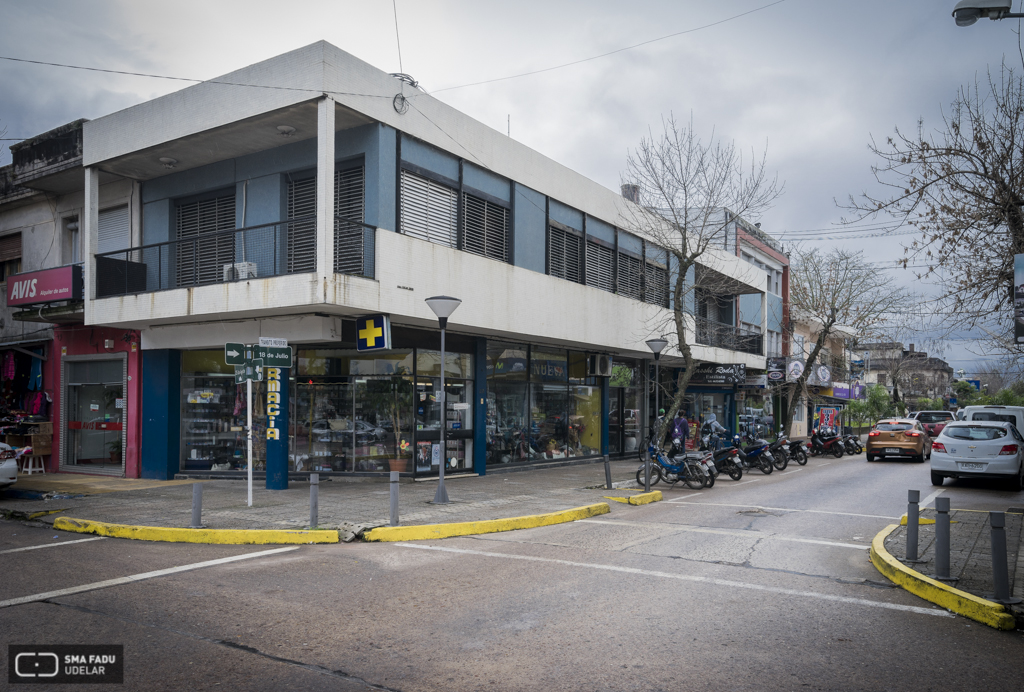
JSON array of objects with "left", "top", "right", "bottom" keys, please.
[
  {"left": 733, "top": 433, "right": 774, "bottom": 475},
  {"left": 699, "top": 431, "right": 743, "bottom": 480},
  {"left": 843, "top": 434, "right": 863, "bottom": 455},
  {"left": 810, "top": 428, "right": 844, "bottom": 458},
  {"left": 787, "top": 439, "right": 809, "bottom": 465},
  {"left": 767, "top": 434, "right": 790, "bottom": 470}
]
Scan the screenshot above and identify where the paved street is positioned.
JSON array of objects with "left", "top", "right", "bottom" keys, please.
[{"left": 4, "top": 454, "right": 1024, "bottom": 691}]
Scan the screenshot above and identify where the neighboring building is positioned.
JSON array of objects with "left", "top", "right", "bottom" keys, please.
[
  {"left": 863, "top": 342, "right": 953, "bottom": 409},
  {"left": 786, "top": 312, "right": 857, "bottom": 438},
  {"left": 1, "top": 42, "right": 770, "bottom": 480}
]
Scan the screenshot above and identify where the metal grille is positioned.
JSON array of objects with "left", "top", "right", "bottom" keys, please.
[
  {"left": 176, "top": 195, "right": 235, "bottom": 286},
  {"left": 98, "top": 206, "right": 130, "bottom": 254},
  {"left": 400, "top": 169, "right": 457, "bottom": 248},
  {"left": 586, "top": 241, "right": 614, "bottom": 292},
  {"left": 645, "top": 262, "right": 668, "bottom": 307},
  {"left": 617, "top": 253, "right": 642, "bottom": 300},
  {"left": 0, "top": 233, "right": 20, "bottom": 262},
  {"left": 334, "top": 166, "right": 366, "bottom": 275},
  {"left": 548, "top": 226, "right": 582, "bottom": 283},
  {"left": 287, "top": 177, "right": 317, "bottom": 273},
  {"left": 463, "top": 193, "right": 509, "bottom": 262}
]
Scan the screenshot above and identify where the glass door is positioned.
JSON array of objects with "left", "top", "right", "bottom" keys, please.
[{"left": 64, "top": 359, "right": 124, "bottom": 473}]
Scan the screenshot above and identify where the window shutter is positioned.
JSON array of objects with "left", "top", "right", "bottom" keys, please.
[
  {"left": 98, "top": 206, "right": 130, "bottom": 254},
  {"left": 0, "top": 233, "right": 21, "bottom": 263},
  {"left": 617, "top": 252, "right": 642, "bottom": 300},
  {"left": 463, "top": 192, "right": 508, "bottom": 262},
  {"left": 287, "top": 177, "right": 316, "bottom": 274},
  {"left": 585, "top": 241, "right": 613, "bottom": 292},
  {"left": 548, "top": 226, "right": 582, "bottom": 283},
  {"left": 334, "top": 166, "right": 365, "bottom": 275},
  {"left": 176, "top": 194, "right": 235, "bottom": 286},
  {"left": 401, "top": 170, "right": 457, "bottom": 248},
  {"left": 644, "top": 262, "right": 668, "bottom": 307}
]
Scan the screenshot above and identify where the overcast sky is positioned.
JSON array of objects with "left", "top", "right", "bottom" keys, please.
[{"left": 0, "top": 0, "right": 1017, "bottom": 374}]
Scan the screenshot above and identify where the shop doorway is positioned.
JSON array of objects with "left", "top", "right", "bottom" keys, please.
[
  {"left": 609, "top": 387, "right": 640, "bottom": 455},
  {"left": 61, "top": 356, "right": 126, "bottom": 475}
]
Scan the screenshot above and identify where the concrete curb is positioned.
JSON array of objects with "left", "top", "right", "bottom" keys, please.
[
  {"left": 53, "top": 517, "right": 340, "bottom": 545},
  {"left": 870, "top": 523, "right": 1015, "bottom": 631},
  {"left": 363, "top": 502, "right": 611, "bottom": 542},
  {"left": 605, "top": 491, "right": 662, "bottom": 506}
]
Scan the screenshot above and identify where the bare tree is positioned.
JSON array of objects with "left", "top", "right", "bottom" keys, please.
[
  {"left": 782, "top": 248, "right": 910, "bottom": 435},
  {"left": 845, "top": 65, "right": 1024, "bottom": 343},
  {"left": 621, "top": 114, "right": 782, "bottom": 441}
]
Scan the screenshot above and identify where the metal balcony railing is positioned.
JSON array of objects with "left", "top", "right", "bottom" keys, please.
[
  {"left": 94, "top": 215, "right": 374, "bottom": 298},
  {"left": 694, "top": 315, "right": 763, "bottom": 356}
]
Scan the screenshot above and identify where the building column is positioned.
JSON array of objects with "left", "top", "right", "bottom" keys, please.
[
  {"left": 600, "top": 377, "right": 610, "bottom": 456},
  {"left": 473, "top": 337, "right": 487, "bottom": 475},
  {"left": 83, "top": 166, "right": 99, "bottom": 324},
  {"left": 317, "top": 96, "right": 336, "bottom": 284},
  {"left": 141, "top": 350, "right": 181, "bottom": 480},
  {"left": 760, "top": 289, "right": 768, "bottom": 356}
]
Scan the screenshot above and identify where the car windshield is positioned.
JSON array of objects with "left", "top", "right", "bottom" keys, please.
[
  {"left": 916, "top": 412, "right": 953, "bottom": 423},
  {"left": 970, "top": 412, "right": 1017, "bottom": 424},
  {"left": 875, "top": 422, "right": 912, "bottom": 431},
  {"left": 943, "top": 426, "right": 1008, "bottom": 441}
]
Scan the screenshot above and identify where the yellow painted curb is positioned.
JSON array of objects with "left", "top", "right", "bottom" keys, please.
[
  {"left": 870, "top": 523, "right": 1015, "bottom": 630},
  {"left": 604, "top": 496, "right": 630, "bottom": 504},
  {"left": 53, "top": 517, "right": 339, "bottom": 545},
  {"left": 899, "top": 516, "right": 937, "bottom": 525},
  {"left": 364, "top": 502, "right": 611, "bottom": 542},
  {"left": 627, "top": 490, "right": 662, "bottom": 506}
]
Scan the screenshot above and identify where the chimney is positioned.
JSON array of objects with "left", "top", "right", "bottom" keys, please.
[
  {"left": 909, "top": 343, "right": 915, "bottom": 353},
  {"left": 621, "top": 184, "right": 640, "bottom": 203}
]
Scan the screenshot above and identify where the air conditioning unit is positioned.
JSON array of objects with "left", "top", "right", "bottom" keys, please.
[
  {"left": 587, "top": 354, "right": 613, "bottom": 377},
  {"left": 222, "top": 262, "right": 258, "bottom": 281}
]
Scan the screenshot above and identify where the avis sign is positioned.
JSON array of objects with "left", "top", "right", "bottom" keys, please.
[{"left": 6, "top": 265, "right": 83, "bottom": 307}]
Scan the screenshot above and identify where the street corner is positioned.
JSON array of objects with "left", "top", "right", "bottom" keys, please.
[
  {"left": 604, "top": 490, "right": 662, "bottom": 506},
  {"left": 52, "top": 517, "right": 340, "bottom": 545},
  {"left": 363, "top": 502, "right": 611, "bottom": 542},
  {"left": 869, "top": 523, "right": 1016, "bottom": 631}
]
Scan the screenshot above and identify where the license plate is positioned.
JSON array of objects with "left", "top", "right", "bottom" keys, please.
[
  {"left": 884, "top": 448, "right": 901, "bottom": 454},
  {"left": 958, "top": 462, "right": 985, "bottom": 470}
]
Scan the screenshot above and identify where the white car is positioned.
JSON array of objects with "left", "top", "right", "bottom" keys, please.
[
  {"left": 930, "top": 421, "right": 1024, "bottom": 490},
  {"left": 0, "top": 454, "right": 16, "bottom": 488}
]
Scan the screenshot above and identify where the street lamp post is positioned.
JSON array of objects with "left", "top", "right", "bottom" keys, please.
[
  {"left": 645, "top": 337, "right": 669, "bottom": 493},
  {"left": 952, "top": 0, "right": 1024, "bottom": 26},
  {"left": 426, "top": 295, "right": 462, "bottom": 505}
]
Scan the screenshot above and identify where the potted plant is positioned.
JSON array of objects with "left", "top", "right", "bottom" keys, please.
[
  {"left": 107, "top": 436, "right": 122, "bottom": 463},
  {"left": 364, "top": 369, "right": 413, "bottom": 472}
]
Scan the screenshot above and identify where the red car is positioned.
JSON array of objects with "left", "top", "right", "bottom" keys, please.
[{"left": 914, "top": 410, "right": 954, "bottom": 437}]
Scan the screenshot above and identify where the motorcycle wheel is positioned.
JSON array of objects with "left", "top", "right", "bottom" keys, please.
[
  {"left": 759, "top": 458, "right": 774, "bottom": 474},
  {"left": 855, "top": 442, "right": 864, "bottom": 454},
  {"left": 682, "top": 462, "right": 706, "bottom": 490},
  {"left": 703, "top": 466, "right": 716, "bottom": 488},
  {"left": 772, "top": 451, "right": 788, "bottom": 471},
  {"left": 832, "top": 445, "right": 844, "bottom": 458},
  {"left": 726, "top": 463, "right": 743, "bottom": 481},
  {"left": 636, "top": 463, "right": 661, "bottom": 487},
  {"left": 795, "top": 449, "right": 808, "bottom": 466}
]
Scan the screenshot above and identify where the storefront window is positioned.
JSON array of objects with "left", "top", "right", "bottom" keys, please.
[
  {"left": 487, "top": 380, "right": 531, "bottom": 464},
  {"left": 569, "top": 385, "right": 601, "bottom": 456},
  {"left": 180, "top": 350, "right": 253, "bottom": 472},
  {"left": 65, "top": 358, "right": 124, "bottom": 472},
  {"left": 531, "top": 383, "right": 569, "bottom": 458}
]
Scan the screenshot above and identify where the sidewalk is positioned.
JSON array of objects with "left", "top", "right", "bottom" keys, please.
[
  {"left": 0, "top": 459, "right": 644, "bottom": 540},
  {"left": 874, "top": 508, "right": 1024, "bottom": 630}
]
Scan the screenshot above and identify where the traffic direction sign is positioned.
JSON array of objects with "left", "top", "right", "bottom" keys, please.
[
  {"left": 225, "top": 342, "right": 246, "bottom": 365},
  {"left": 253, "top": 345, "right": 292, "bottom": 367}
]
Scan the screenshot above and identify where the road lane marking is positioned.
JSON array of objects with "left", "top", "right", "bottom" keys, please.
[
  {"left": 664, "top": 501, "right": 898, "bottom": 520},
  {"left": 920, "top": 489, "right": 944, "bottom": 509},
  {"left": 577, "top": 518, "right": 869, "bottom": 549},
  {"left": 818, "top": 462, "right": 832, "bottom": 466},
  {"left": 0, "top": 546, "right": 300, "bottom": 609},
  {"left": 397, "top": 543, "right": 953, "bottom": 619},
  {"left": 0, "top": 537, "right": 106, "bottom": 555}
]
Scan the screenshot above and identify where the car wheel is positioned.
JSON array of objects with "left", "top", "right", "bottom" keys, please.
[
  {"left": 925, "top": 448, "right": 931, "bottom": 461},
  {"left": 931, "top": 471, "right": 944, "bottom": 487},
  {"left": 915, "top": 453, "right": 925, "bottom": 464},
  {"left": 1012, "top": 464, "right": 1024, "bottom": 493},
  {"left": 866, "top": 453, "right": 875, "bottom": 462}
]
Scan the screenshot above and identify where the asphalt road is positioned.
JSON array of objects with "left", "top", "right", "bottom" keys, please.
[{"left": 3, "top": 452, "right": 1024, "bottom": 691}]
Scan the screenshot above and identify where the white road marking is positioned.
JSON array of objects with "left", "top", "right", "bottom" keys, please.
[
  {"left": 669, "top": 493, "right": 703, "bottom": 500},
  {"left": 0, "top": 537, "right": 107, "bottom": 555},
  {"left": 397, "top": 543, "right": 952, "bottom": 619},
  {"left": 0, "top": 546, "right": 300, "bottom": 609},
  {"left": 818, "top": 462, "right": 832, "bottom": 467},
  {"left": 666, "top": 501, "right": 898, "bottom": 520},
  {"left": 920, "top": 489, "right": 944, "bottom": 509},
  {"left": 577, "top": 518, "right": 869, "bottom": 549}
]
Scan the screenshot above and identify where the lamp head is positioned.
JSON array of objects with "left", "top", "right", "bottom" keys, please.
[
  {"left": 953, "top": 0, "right": 1011, "bottom": 26},
  {"left": 425, "top": 295, "right": 461, "bottom": 328},
  {"left": 646, "top": 337, "right": 669, "bottom": 358}
]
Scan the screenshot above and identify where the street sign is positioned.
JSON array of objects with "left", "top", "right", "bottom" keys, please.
[
  {"left": 259, "top": 337, "right": 288, "bottom": 348},
  {"left": 356, "top": 314, "right": 391, "bottom": 352},
  {"left": 225, "top": 342, "right": 246, "bottom": 365},
  {"left": 253, "top": 344, "right": 292, "bottom": 367},
  {"left": 234, "top": 364, "right": 247, "bottom": 384},
  {"left": 250, "top": 358, "right": 263, "bottom": 382}
]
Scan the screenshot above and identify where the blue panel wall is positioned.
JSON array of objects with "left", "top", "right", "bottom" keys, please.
[
  {"left": 739, "top": 293, "right": 762, "bottom": 326},
  {"left": 587, "top": 216, "right": 615, "bottom": 243},
  {"left": 619, "top": 231, "right": 642, "bottom": 255},
  {"left": 549, "top": 199, "right": 582, "bottom": 230},
  {"left": 513, "top": 184, "right": 546, "bottom": 274},
  {"left": 767, "top": 294, "right": 784, "bottom": 333},
  {"left": 682, "top": 265, "right": 696, "bottom": 315},
  {"left": 400, "top": 135, "right": 459, "bottom": 181},
  {"left": 473, "top": 337, "right": 487, "bottom": 475},
  {"left": 142, "top": 199, "right": 172, "bottom": 246},
  {"left": 371, "top": 124, "right": 397, "bottom": 231},
  {"left": 141, "top": 349, "right": 180, "bottom": 480},
  {"left": 464, "top": 163, "right": 510, "bottom": 203},
  {"left": 141, "top": 160, "right": 237, "bottom": 205}
]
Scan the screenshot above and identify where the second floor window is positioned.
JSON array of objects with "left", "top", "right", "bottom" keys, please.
[
  {"left": 585, "top": 240, "right": 614, "bottom": 292},
  {"left": 176, "top": 194, "right": 235, "bottom": 287},
  {"left": 400, "top": 169, "right": 457, "bottom": 249},
  {"left": 463, "top": 192, "right": 509, "bottom": 263},
  {"left": 548, "top": 225, "right": 582, "bottom": 283}
]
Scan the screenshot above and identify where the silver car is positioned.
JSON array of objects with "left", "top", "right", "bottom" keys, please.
[
  {"left": 0, "top": 455, "right": 17, "bottom": 488},
  {"left": 930, "top": 421, "right": 1024, "bottom": 490}
]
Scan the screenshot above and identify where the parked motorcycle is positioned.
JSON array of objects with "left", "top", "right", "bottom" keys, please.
[
  {"left": 810, "top": 427, "right": 844, "bottom": 458},
  {"left": 787, "top": 439, "right": 809, "bottom": 465},
  {"left": 767, "top": 434, "right": 790, "bottom": 470},
  {"left": 733, "top": 433, "right": 774, "bottom": 474},
  {"left": 843, "top": 434, "right": 863, "bottom": 455}
]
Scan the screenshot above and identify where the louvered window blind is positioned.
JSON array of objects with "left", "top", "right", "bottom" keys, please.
[
  {"left": 585, "top": 241, "right": 614, "bottom": 292},
  {"left": 617, "top": 252, "right": 642, "bottom": 300},
  {"left": 548, "top": 226, "right": 583, "bottom": 284},
  {"left": 645, "top": 262, "right": 668, "bottom": 307},
  {"left": 0, "top": 233, "right": 21, "bottom": 263},
  {"left": 400, "top": 170, "right": 457, "bottom": 248},
  {"left": 463, "top": 193, "right": 508, "bottom": 262},
  {"left": 98, "top": 206, "right": 130, "bottom": 254},
  {"left": 176, "top": 195, "right": 235, "bottom": 286},
  {"left": 287, "top": 166, "right": 366, "bottom": 275}
]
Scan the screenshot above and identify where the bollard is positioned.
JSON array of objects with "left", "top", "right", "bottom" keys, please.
[
  {"left": 604, "top": 455, "right": 613, "bottom": 490},
  {"left": 905, "top": 489, "right": 926, "bottom": 563},
  {"left": 988, "top": 512, "right": 1022, "bottom": 604},
  {"left": 309, "top": 473, "right": 319, "bottom": 529},
  {"left": 933, "top": 496, "right": 957, "bottom": 581},
  {"left": 644, "top": 447, "right": 651, "bottom": 493},
  {"left": 190, "top": 483, "right": 203, "bottom": 529},
  {"left": 389, "top": 471, "right": 400, "bottom": 527}
]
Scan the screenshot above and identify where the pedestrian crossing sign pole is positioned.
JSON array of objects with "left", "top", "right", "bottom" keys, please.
[{"left": 226, "top": 342, "right": 268, "bottom": 508}]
